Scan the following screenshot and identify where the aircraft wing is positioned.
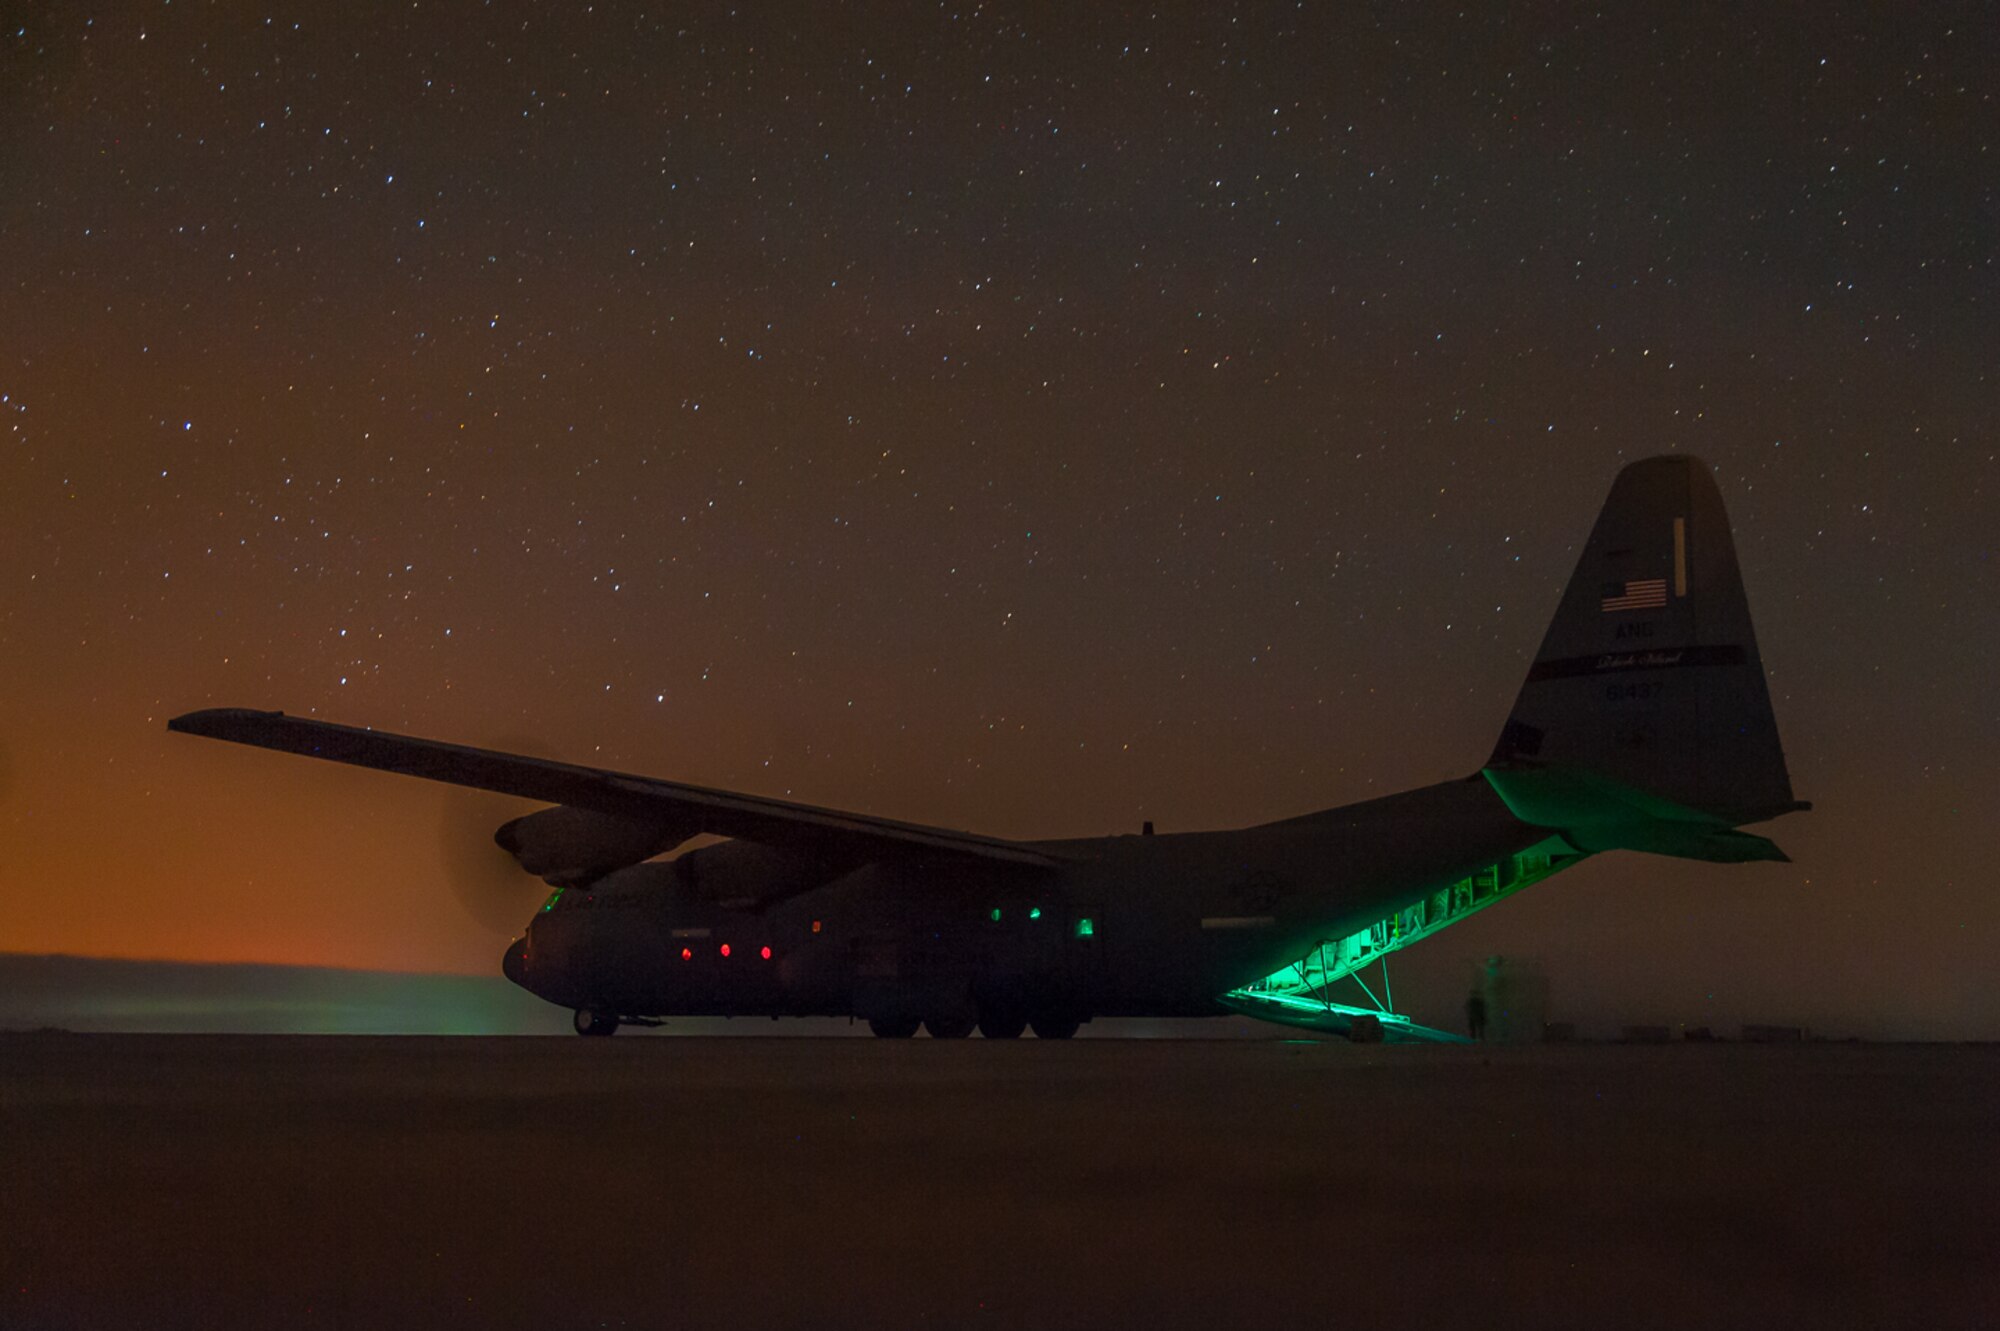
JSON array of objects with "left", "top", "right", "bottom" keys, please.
[{"left": 167, "top": 708, "right": 1064, "bottom": 870}]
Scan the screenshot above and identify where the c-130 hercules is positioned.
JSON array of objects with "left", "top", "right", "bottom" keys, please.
[{"left": 172, "top": 456, "right": 1806, "bottom": 1040}]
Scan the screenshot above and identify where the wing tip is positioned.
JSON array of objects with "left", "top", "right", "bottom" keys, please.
[{"left": 167, "top": 707, "right": 287, "bottom": 736}]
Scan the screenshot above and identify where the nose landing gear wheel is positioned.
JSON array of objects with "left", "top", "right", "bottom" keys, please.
[
  {"left": 1030, "top": 1015, "right": 1082, "bottom": 1040},
  {"left": 977, "top": 1014, "right": 1028, "bottom": 1040},
  {"left": 923, "top": 1016, "right": 976, "bottom": 1039},
  {"left": 574, "top": 1008, "right": 620, "bottom": 1037},
  {"left": 868, "top": 1016, "right": 921, "bottom": 1039}
]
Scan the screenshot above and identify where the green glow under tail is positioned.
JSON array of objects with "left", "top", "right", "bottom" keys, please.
[{"left": 1482, "top": 765, "right": 1791, "bottom": 863}]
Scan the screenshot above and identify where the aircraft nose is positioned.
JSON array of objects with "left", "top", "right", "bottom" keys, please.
[{"left": 502, "top": 935, "right": 529, "bottom": 988}]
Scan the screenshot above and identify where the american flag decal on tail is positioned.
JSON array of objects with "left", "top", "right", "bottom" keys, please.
[{"left": 1601, "top": 578, "right": 1668, "bottom": 612}]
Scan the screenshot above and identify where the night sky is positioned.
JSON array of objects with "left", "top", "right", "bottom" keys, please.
[{"left": 3, "top": 5, "right": 1993, "bottom": 1037}]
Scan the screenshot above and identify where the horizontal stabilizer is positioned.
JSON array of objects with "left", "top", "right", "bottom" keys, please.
[{"left": 1482, "top": 765, "right": 1798, "bottom": 863}]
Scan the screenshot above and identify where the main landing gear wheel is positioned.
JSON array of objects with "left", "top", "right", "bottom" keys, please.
[
  {"left": 573, "top": 1008, "right": 620, "bottom": 1037},
  {"left": 1030, "top": 1015, "right": 1081, "bottom": 1040},
  {"left": 978, "top": 1014, "right": 1028, "bottom": 1040},
  {"left": 868, "top": 1016, "right": 921, "bottom": 1039},
  {"left": 924, "top": 1016, "right": 976, "bottom": 1040}
]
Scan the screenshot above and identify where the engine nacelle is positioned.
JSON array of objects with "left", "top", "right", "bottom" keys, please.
[
  {"left": 674, "top": 838, "right": 857, "bottom": 908},
  {"left": 494, "top": 805, "right": 700, "bottom": 883}
]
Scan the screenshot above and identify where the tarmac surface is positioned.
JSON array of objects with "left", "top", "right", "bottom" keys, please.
[{"left": 2, "top": 1034, "right": 1994, "bottom": 1329}]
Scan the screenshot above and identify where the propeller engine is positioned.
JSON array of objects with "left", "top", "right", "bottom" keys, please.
[
  {"left": 437, "top": 784, "right": 552, "bottom": 935},
  {"left": 494, "top": 805, "right": 701, "bottom": 884}
]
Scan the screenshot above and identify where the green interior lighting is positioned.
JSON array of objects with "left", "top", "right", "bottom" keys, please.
[{"left": 1219, "top": 836, "right": 1583, "bottom": 1038}]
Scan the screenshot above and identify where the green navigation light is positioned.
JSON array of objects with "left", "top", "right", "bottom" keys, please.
[
  {"left": 990, "top": 907, "right": 1002, "bottom": 922},
  {"left": 1075, "top": 917, "right": 1094, "bottom": 938},
  {"left": 1028, "top": 907, "right": 1042, "bottom": 920},
  {"left": 540, "top": 888, "right": 565, "bottom": 913}
]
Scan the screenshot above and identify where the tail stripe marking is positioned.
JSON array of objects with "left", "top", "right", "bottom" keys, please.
[{"left": 1524, "top": 644, "right": 1748, "bottom": 683}]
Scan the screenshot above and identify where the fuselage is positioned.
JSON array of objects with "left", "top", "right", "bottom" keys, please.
[
  {"left": 508, "top": 774, "right": 1543, "bottom": 1025},
  {"left": 171, "top": 455, "right": 1802, "bottom": 1038}
]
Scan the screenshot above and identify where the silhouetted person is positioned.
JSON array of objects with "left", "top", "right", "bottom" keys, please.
[{"left": 1466, "top": 990, "right": 1487, "bottom": 1041}]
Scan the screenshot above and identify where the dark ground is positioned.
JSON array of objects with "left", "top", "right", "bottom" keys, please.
[{"left": 1, "top": 1035, "right": 1993, "bottom": 1329}]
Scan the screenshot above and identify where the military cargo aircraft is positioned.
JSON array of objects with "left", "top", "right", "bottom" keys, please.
[{"left": 170, "top": 455, "right": 1806, "bottom": 1039}]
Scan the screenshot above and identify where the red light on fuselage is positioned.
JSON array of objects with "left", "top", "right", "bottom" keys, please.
[
  {"left": 720, "top": 943, "right": 731, "bottom": 958},
  {"left": 681, "top": 947, "right": 692, "bottom": 960},
  {"left": 760, "top": 946, "right": 772, "bottom": 960}
]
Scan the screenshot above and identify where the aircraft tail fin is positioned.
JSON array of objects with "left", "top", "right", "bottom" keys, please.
[{"left": 1490, "top": 455, "right": 1804, "bottom": 832}]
